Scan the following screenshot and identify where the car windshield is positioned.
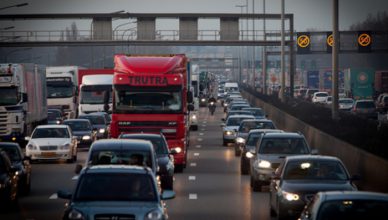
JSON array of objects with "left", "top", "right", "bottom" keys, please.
[
  {"left": 79, "top": 116, "right": 105, "bottom": 125},
  {"left": 64, "top": 121, "right": 91, "bottom": 131},
  {"left": 0, "top": 146, "right": 21, "bottom": 162},
  {"left": 317, "top": 199, "right": 388, "bottom": 220},
  {"left": 32, "top": 128, "right": 69, "bottom": 138},
  {"left": 120, "top": 136, "right": 169, "bottom": 155},
  {"left": 316, "top": 93, "right": 328, "bottom": 97},
  {"left": 283, "top": 160, "right": 348, "bottom": 180},
  {"left": 89, "top": 150, "right": 152, "bottom": 168},
  {"left": 356, "top": 101, "right": 375, "bottom": 108},
  {"left": 75, "top": 173, "right": 157, "bottom": 202},
  {"left": 340, "top": 99, "right": 353, "bottom": 104},
  {"left": 259, "top": 138, "right": 310, "bottom": 154},
  {"left": 48, "top": 112, "right": 60, "bottom": 120},
  {"left": 246, "top": 133, "right": 262, "bottom": 146},
  {"left": 226, "top": 117, "right": 252, "bottom": 126},
  {"left": 247, "top": 109, "right": 265, "bottom": 117},
  {"left": 239, "top": 121, "right": 275, "bottom": 132}
]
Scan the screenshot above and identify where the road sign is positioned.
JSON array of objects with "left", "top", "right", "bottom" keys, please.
[
  {"left": 327, "top": 34, "right": 333, "bottom": 47},
  {"left": 297, "top": 32, "right": 311, "bottom": 54},
  {"left": 358, "top": 31, "right": 372, "bottom": 52}
]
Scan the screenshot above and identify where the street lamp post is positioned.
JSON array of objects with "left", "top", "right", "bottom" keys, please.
[
  {"left": 280, "top": 0, "right": 286, "bottom": 102},
  {"left": 262, "top": 0, "right": 267, "bottom": 94},
  {"left": 236, "top": 4, "right": 247, "bottom": 84},
  {"left": 332, "top": 0, "right": 339, "bottom": 120},
  {"left": 252, "top": 0, "right": 256, "bottom": 88}
]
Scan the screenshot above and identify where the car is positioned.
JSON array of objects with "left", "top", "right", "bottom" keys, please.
[
  {"left": 312, "top": 92, "right": 329, "bottom": 103},
  {"left": 0, "top": 150, "right": 19, "bottom": 210},
  {"left": 91, "top": 111, "right": 112, "bottom": 125},
  {"left": 199, "top": 95, "right": 208, "bottom": 107},
  {"left": 247, "top": 132, "right": 315, "bottom": 192},
  {"left": 228, "top": 103, "right": 251, "bottom": 112},
  {"left": 119, "top": 133, "right": 176, "bottom": 190},
  {"left": 25, "top": 125, "right": 78, "bottom": 163},
  {"left": 58, "top": 165, "right": 175, "bottom": 220},
  {"left": 351, "top": 99, "right": 377, "bottom": 119},
  {"left": 234, "top": 119, "right": 277, "bottom": 156},
  {"left": 78, "top": 113, "right": 109, "bottom": 139},
  {"left": 338, "top": 98, "right": 354, "bottom": 111},
  {"left": 299, "top": 191, "right": 388, "bottom": 220},
  {"left": 47, "top": 108, "right": 64, "bottom": 125},
  {"left": 323, "top": 96, "right": 332, "bottom": 105},
  {"left": 376, "top": 93, "right": 388, "bottom": 113},
  {"left": 269, "top": 155, "right": 359, "bottom": 220},
  {"left": 241, "top": 107, "right": 267, "bottom": 119},
  {"left": 240, "top": 129, "right": 284, "bottom": 175},
  {"left": 63, "top": 119, "right": 97, "bottom": 149},
  {"left": 304, "top": 89, "right": 320, "bottom": 101},
  {"left": 223, "top": 110, "right": 255, "bottom": 122},
  {"left": 221, "top": 114, "right": 255, "bottom": 146},
  {"left": 76, "top": 139, "right": 158, "bottom": 176},
  {"left": 0, "top": 142, "right": 32, "bottom": 195}
]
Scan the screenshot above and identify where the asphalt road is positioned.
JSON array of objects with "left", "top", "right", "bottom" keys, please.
[{"left": 1, "top": 104, "right": 274, "bottom": 220}]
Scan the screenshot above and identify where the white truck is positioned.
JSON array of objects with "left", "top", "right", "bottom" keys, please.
[
  {"left": 189, "top": 64, "right": 200, "bottom": 131},
  {"left": 78, "top": 74, "right": 113, "bottom": 115},
  {"left": 46, "top": 66, "right": 83, "bottom": 119},
  {"left": 0, "top": 63, "right": 47, "bottom": 143}
]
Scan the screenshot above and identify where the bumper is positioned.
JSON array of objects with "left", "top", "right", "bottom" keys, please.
[
  {"left": 252, "top": 167, "right": 274, "bottom": 184},
  {"left": 26, "top": 150, "right": 73, "bottom": 161},
  {"left": 278, "top": 198, "right": 305, "bottom": 217},
  {"left": 223, "top": 134, "right": 236, "bottom": 142}
]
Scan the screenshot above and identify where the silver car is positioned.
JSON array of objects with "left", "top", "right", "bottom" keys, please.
[{"left": 221, "top": 115, "right": 255, "bottom": 146}]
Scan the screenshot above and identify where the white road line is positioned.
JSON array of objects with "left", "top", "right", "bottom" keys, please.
[
  {"left": 194, "top": 152, "right": 200, "bottom": 156},
  {"left": 189, "top": 194, "right": 198, "bottom": 200},
  {"left": 188, "top": 176, "right": 196, "bottom": 181},
  {"left": 197, "top": 138, "right": 203, "bottom": 142},
  {"left": 49, "top": 193, "right": 58, "bottom": 200},
  {"left": 199, "top": 133, "right": 204, "bottom": 136},
  {"left": 201, "top": 128, "right": 206, "bottom": 131},
  {"left": 195, "top": 144, "right": 201, "bottom": 148},
  {"left": 190, "top": 162, "right": 197, "bottom": 167},
  {"left": 72, "top": 175, "right": 78, "bottom": 180}
]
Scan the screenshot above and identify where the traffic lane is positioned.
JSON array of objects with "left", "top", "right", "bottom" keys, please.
[
  {"left": 167, "top": 105, "right": 272, "bottom": 220},
  {"left": 0, "top": 150, "right": 89, "bottom": 220}
]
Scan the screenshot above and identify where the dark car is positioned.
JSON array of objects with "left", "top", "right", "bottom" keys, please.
[
  {"left": 58, "top": 165, "right": 175, "bottom": 220},
  {"left": 299, "top": 191, "right": 388, "bottom": 220},
  {"left": 0, "top": 142, "right": 31, "bottom": 195},
  {"left": 76, "top": 139, "right": 158, "bottom": 176},
  {"left": 269, "top": 155, "right": 359, "bottom": 220},
  {"left": 119, "top": 133, "right": 176, "bottom": 190},
  {"left": 78, "top": 114, "right": 109, "bottom": 139},
  {"left": 222, "top": 110, "right": 254, "bottom": 122},
  {"left": 241, "top": 107, "right": 267, "bottom": 119},
  {"left": 47, "top": 109, "right": 64, "bottom": 125},
  {"left": 234, "top": 119, "right": 277, "bottom": 156},
  {"left": 351, "top": 99, "right": 378, "bottom": 119},
  {"left": 63, "top": 119, "right": 96, "bottom": 149},
  {"left": 0, "top": 151, "right": 19, "bottom": 209}
]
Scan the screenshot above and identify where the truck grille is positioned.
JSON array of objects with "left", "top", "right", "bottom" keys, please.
[
  {"left": 40, "top": 146, "right": 58, "bottom": 151},
  {"left": 0, "top": 109, "right": 9, "bottom": 135},
  {"left": 95, "top": 214, "right": 136, "bottom": 220}
]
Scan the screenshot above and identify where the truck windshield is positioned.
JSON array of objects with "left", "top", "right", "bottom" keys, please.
[
  {"left": 80, "top": 85, "right": 112, "bottom": 104},
  {"left": 47, "top": 85, "right": 73, "bottom": 98},
  {"left": 0, "top": 87, "right": 19, "bottom": 105},
  {"left": 115, "top": 91, "right": 182, "bottom": 113}
]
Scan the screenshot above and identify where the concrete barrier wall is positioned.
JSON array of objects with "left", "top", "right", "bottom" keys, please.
[{"left": 242, "top": 91, "right": 388, "bottom": 193}]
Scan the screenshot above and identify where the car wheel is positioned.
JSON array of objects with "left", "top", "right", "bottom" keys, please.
[
  {"left": 252, "top": 179, "right": 262, "bottom": 192},
  {"left": 174, "top": 164, "right": 184, "bottom": 173},
  {"left": 162, "top": 176, "right": 174, "bottom": 190},
  {"left": 240, "top": 158, "right": 249, "bottom": 175}
]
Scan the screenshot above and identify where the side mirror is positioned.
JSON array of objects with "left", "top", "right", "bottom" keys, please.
[
  {"left": 187, "top": 91, "right": 193, "bottom": 103},
  {"left": 22, "top": 93, "right": 28, "bottom": 102},
  {"left": 188, "top": 104, "right": 194, "bottom": 111},
  {"left": 161, "top": 190, "right": 176, "bottom": 200},
  {"left": 170, "top": 149, "right": 178, "bottom": 155},
  {"left": 74, "top": 164, "right": 83, "bottom": 174},
  {"left": 57, "top": 190, "right": 72, "bottom": 200},
  {"left": 24, "top": 136, "right": 30, "bottom": 141}
]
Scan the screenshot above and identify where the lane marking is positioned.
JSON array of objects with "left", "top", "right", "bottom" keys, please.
[
  {"left": 190, "top": 162, "right": 197, "bottom": 167},
  {"left": 195, "top": 145, "right": 201, "bottom": 148},
  {"left": 189, "top": 194, "right": 198, "bottom": 200},
  {"left": 193, "top": 152, "right": 200, "bottom": 156},
  {"left": 188, "top": 176, "right": 196, "bottom": 181},
  {"left": 49, "top": 193, "right": 58, "bottom": 200},
  {"left": 201, "top": 128, "right": 206, "bottom": 131},
  {"left": 199, "top": 133, "right": 204, "bottom": 136},
  {"left": 197, "top": 138, "right": 203, "bottom": 142},
  {"left": 72, "top": 175, "right": 78, "bottom": 180}
]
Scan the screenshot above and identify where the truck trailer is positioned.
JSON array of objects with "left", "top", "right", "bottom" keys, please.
[
  {"left": 0, "top": 63, "right": 47, "bottom": 144},
  {"left": 110, "top": 54, "right": 193, "bottom": 172},
  {"left": 344, "top": 68, "right": 375, "bottom": 100}
]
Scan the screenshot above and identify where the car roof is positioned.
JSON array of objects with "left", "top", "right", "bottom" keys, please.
[
  {"left": 63, "top": 119, "right": 91, "bottom": 123},
  {"left": 318, "top": 191, "right": 388, "bottom": 201},
  {"left": 242, "top": 107, "right": 263, "bottom": 110},
  {"left": 36, "top": 124, "right": 69, "bottom": 129},
  {"left": 79, "top": 114, "right": 104, "bottom": 118},
  {"left": 262, "top": 132, "right": 304, "bottom": 138},
  {"left": 249, "top": 129, "right": 283, "bottom": 134},
  {"left": 0, "top": 142, "right": 21, "bottom": 148},
  {"left": 90, "top": 139, "right": 154, "bottom": 151},
  {"left": 284, "top": 155, "right": 341, "bottom": 162},
  {"left": 227, "top": 114, "right": 255, "bottom": 119},
  {"left": 81, "top": 164, "right": 153, "bottom": 175},
  {"left": 240, "top": 119, "right": 273, "bottom": 123}
]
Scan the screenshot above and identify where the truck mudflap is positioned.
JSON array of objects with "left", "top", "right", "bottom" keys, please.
[{"left": 167, "top": 139, "right": 187, "bottom": 165}]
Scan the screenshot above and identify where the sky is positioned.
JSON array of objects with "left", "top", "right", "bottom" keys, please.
[{"left": 1, "top": 0, "right": 388, "bottom": 32}]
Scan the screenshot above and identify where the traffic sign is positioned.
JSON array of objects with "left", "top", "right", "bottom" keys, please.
[
  {"left": 297, "top": 32, "right": 311, "bottom": 54},
  {"left": 358, "top": 31, "right": 372, "bottom": 52},
  {"left": 327, "top": 34, "right": 333, "bottom": 47},
  {"left": 297, "top": 35, "right": 310, "bottom": 48}
]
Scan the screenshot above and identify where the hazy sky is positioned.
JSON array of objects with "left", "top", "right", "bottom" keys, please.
[{"left": 1, "top": 0, "right": 388, "bottom": 31}]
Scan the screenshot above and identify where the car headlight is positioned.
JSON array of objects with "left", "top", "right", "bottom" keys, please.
[
  {"left": 282, "top": 191, "right": 300, "bottom": 201},
  {"left": 67, "top": 209, "right": 85, "bottom": 220},
  {"left": 191, "top": 114, "right": 197, "bottom": 120},
  {"left": 257, "top": 160, "right": 271, "bottom": 168},
  {"left": 224, "top": 130, "right": 235, "bottom": 136},
  {"left": 145, "top": 209, "right": 163, "bottom": 220},
  {"left": 82, "top": 135, "right": 91, "bottom": 140},
  {"left": 98, "top": 128, "right": 105, "bottom": 134},
  {"left": 236, "top": 137, "right": 245, "bottom": 144},
  {"left": 201, "top": 98, "right": 206, "bottom": 102},
  {"left": 56, "top": 120, "right": 61, "bottom": 124},
  {"left": 60, "top": 143, "right": 71, "bottom": 150},
  {"left": 27, "top": 144, "right": 37, "bottom": 150}
]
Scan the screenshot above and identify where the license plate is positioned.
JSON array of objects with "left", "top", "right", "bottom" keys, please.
[{"left": 41, "top": 152, "right": 57, "bottom": 157}]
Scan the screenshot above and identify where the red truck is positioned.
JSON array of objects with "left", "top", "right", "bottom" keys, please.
[{"left": 110, "top": 54, "right": 193, "bottom": 172}]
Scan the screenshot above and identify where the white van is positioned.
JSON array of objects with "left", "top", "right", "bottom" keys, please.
[{"left": 224, "top": 82, "right": 239, "bottom": 94}]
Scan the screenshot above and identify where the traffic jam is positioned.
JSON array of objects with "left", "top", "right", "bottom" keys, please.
[{"left": 1, "top": 54, "right": 387, "bottom": 219}]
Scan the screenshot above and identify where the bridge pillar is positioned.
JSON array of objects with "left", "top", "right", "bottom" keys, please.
[
  {"left": 220, "top": 17, "right": 239, "bottom": 41},
  {"left": 137, "top": 17, "right": 156, "bottom": 40},
  {"left": 92, "top": 17, "right": 112, "bottom": 40},
  {"left": 179, "top": 17, "right": 198, "bottom": 40}
]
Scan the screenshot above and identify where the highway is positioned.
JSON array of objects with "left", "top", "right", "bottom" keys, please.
[{"left": 0, "top": 103, "right": 274, "bottom": 220}]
